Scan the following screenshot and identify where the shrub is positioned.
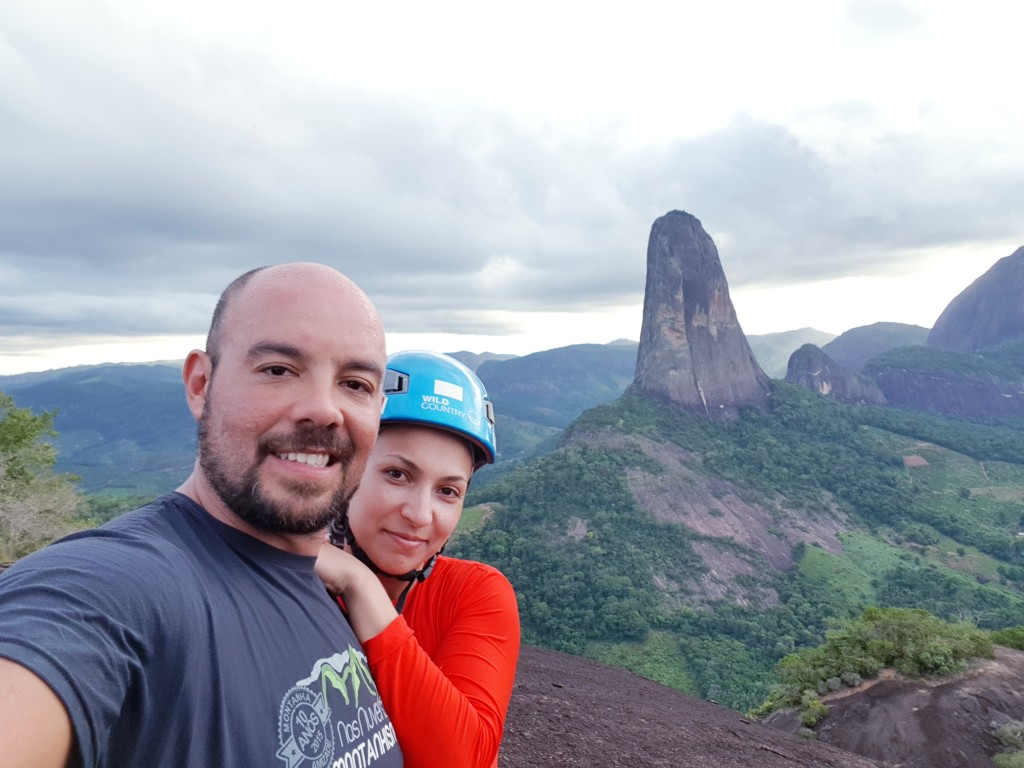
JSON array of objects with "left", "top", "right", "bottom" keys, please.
[
  {"left": 799, "top": 690, "right": 828, "bottom": 727},
  {"left": 841, "top": 671, "right": 863, "bottom": 687},
  {"left": 994, "top": 720, "right": 1024, "bottom": 749},
  {"left": 994, "top": 750, "right": 1024, "bottom": 768},
  {"left": 757, "top": 607, "right": 993, "bottom": 716},
  {"left": 1, "top": 391, "right": 83, "bottom": 560},
  {"left": 992, "top": 628, "right": 1024, "bottom": 651}
]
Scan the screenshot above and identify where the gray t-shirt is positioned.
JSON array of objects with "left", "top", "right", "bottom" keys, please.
[{"left": 0, "top": 492, "right": 403, "bottom": 768}]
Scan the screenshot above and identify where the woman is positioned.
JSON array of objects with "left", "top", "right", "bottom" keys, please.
[{"left": 317, "top": 350, "right": 520, "bottom": 768}]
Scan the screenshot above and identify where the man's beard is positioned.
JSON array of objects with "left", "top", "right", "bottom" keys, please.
[{"left": 197, "top": 397, "right": 359, "bottom": 535}]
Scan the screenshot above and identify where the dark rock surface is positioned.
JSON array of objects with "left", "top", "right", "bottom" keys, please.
[
  {"left": 632, "top": 211, "right": 770, "bottom": 416},
  {"left": 928, "top": 246, "right": 1024, "bottom": 352},
  {"left": 764, "top": 646, "right": 1024, "bottom": 768},
  {"left": 501, "top": 645, "right": 884, "bottom": 767},
  {"left": 786, "top": 344, "right": 887, "bottom": 405},
  {"left": 869, "top": 362, "right": 1024, "bottom": 418}
]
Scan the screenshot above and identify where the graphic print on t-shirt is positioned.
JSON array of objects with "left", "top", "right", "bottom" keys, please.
[{"left": 276, "top": 644, "right": 399, "bottom": 768}]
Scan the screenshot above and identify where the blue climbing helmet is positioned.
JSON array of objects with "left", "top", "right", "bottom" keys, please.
[{"left": 381, "top": 350, "right": 496, "bottom": 470}]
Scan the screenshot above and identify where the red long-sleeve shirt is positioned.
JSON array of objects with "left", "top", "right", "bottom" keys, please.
[{"left": 360, "top": 556, "right": 521, "bottom": 768}]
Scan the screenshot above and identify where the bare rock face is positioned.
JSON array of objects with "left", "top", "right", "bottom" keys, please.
[
  {"left": 786, "top": 344, "right": 888, "bottom": 406},
  {"left": 503, "top": 645, "right": 886, "bottom": 768},
  {"left": 764, "top": 646, "right": 1024, "bottom": 768},
  {"left": 632, "top": 211, "right": 770, "bottom": 416},
  {"left": 869, "top": 364, "right": 1024, "bottom": 418},
  {"left": 928, "top": 246, "right": 1024, "bottom": 352}
]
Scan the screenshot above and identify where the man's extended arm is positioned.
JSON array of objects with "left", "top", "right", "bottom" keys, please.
[{"left": 0, "top": 658, "right": 74, "bottom": 768}]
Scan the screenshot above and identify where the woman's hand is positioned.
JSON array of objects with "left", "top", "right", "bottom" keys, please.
[
  {"left": 315, "top": 542, "right": 372, "bottom": 596},
  {"left": 316, "top": 543, "right": 399, "bottom": 642}
]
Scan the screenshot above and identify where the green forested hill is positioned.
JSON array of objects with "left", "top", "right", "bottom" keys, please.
[
  {"left": 0, "top": 363, "right": 195, "bottom": 496},
  {"left": 452, "top": 383, "right": 1024, "bottom": 711}
]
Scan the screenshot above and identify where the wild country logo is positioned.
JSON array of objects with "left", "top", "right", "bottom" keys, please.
[
  {"left": 420, "top": 394, "right": 482, "bottom": 429},
  {"left": 277, "top": 645, "right": 398, "bottom": 768}
]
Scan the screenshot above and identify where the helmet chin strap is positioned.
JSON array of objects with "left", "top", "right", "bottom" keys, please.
[{"left": 328, "top": 516, "right": 444, "bottom": 614}]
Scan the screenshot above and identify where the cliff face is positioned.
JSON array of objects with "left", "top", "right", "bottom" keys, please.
[
  {"left": 786, "top": 344, "right": 887, "bottom": 406},
  {"left": 632, "top": 211, "right": 770, "bottom": 416},
  {"left": 928, "top": 246, "right": 1024, "bottom": 352},
  {"left": 859, "top": 340, "right": 1024, "bottom": 419},
  {"left": 870, "top": 366, "right": 1024, "bottom": 418}
]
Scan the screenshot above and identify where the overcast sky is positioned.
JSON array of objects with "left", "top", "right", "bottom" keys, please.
[{"left": 2, "top": 0, "right": 1022, "bottom": 375}]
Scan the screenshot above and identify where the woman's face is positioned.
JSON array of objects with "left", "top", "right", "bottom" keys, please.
[{"left": 346, "top": 424, "right": 474, "bottom": 576}]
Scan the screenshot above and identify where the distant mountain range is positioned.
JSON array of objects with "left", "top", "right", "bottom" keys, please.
[
  {"left": 0, "top": 327, "right": 863, "bottom": 495},
  {"left": 784, "top": 248, "right": 1024, "bottom": 420},
  {"left": 6, "top": 309, "right": 1013, "bottom": 495},
  {"left": 821, "top": 322, "right": 930, "bottom": 373}
]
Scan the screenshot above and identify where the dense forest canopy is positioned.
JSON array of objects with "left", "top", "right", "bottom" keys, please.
[{"left": 453, "top": 383, "right": 1024, "bottom": 710}]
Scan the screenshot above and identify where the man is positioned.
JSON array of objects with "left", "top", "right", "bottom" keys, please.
[{"left": 0, "top": 263, "right": 404, "bottom": 768}]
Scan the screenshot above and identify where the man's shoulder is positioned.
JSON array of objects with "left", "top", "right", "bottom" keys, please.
[
  {"left": 5, "top": 494, "right": 205, "bottom": 587},
  {"left": 98, "top": 492, "right": 198, "bottom": 533}
]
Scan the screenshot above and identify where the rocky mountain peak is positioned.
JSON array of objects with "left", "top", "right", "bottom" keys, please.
[
  {"left": 632, "top": 210, "right": 770, "bottom": 415},
  {"left": 786, "top": 344, "right": 887, "bottom": 406},
  {"left": 928, "top": 245, "right": 1024, "bottom": 352}
]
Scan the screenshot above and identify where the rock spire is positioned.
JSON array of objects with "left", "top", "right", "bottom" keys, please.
[{"left": 632, "top": 210, "right": 770, "bottom": 415}]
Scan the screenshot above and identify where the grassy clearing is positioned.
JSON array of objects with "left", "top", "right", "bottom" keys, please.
[
  {"left": 801, "top": 531, "right": 1012, "bottom": 606},
  {"left": 839, "top": 532, "right": 910, "bottom": 576},
  {"left": 454, "top": 503, "right": 495, "bottom": 535},
  {"left": 934, "top": 544, "right": 1003, "bottom": 580},
  {"left": 591, "top": 630, "right": 699, "bottom": 695},
  {"left": 798, "top": 543, "right": 873, "bottom": 606}
]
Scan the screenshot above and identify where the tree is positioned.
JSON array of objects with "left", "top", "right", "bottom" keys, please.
[{"left": 0, "top": 391, "right": 82, "bottom": 561}]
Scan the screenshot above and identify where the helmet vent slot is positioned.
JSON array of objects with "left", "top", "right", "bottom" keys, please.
[{"left": 384, "top": 370, "right": 409, "bottom": 394}]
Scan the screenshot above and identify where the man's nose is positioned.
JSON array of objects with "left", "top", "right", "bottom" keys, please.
[{"left": 291, "top": 374, "right": 344, "bottom": 426}]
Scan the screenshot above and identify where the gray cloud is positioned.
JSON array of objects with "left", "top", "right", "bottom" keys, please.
[
  {"left": 625, "top": 113, "right": 1024, "bottom": 287},
  {"left": 2, "top": 3, "right": 1023, "bottom": 351}
]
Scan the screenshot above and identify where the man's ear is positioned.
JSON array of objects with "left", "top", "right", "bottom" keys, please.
[{"left": 182, "top": 350, "right": 212, "bottom": 421}]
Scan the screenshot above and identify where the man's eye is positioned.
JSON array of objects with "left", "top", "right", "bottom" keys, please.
[
  {"left": 343, "top": 379, "right": 372, "bottom": 392},
  {"left": 266, "top": 366, "right": 290, "bottom": 376}
]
